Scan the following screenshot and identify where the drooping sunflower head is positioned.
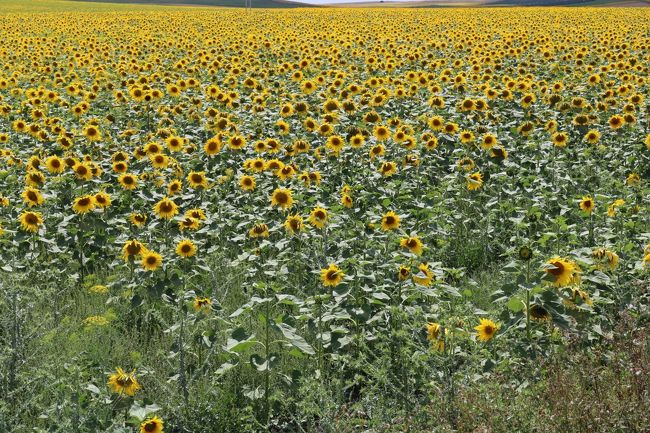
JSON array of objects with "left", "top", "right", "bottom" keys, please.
[
  {"left": 193, "top": 297, "right": 212, "bottom": 313},
  {"left": 379, "top": 161, "right": 397, "bottom": 177},
  {"left": 284, "top": 215, "right": 304, "bottom": 235},
  {"left": 400, "top": 236, "right": 424, "bottom": 256},
  {"left": 412, "top": 262, "right": 434, "bottom": 286},
  {"left": 122, "top": 240, "right": 145, "bottom": 261},
  {"left": 248, "top": 223, "right": 270, "bottom": 239},
  {"left": 107, "top": 367, "right": 141, "bottom": 397},
  {"left": 426, "top": 322, "right": 442, "bottom": 342},
  {"left": 129, "top": 213, "right": 147, "bottom": 227},
  {"left": 466, "top": 172, "right": 483, "bottom": 191},
  {"left": 529, "top": 304, "right": 551, "bottom": 322}
]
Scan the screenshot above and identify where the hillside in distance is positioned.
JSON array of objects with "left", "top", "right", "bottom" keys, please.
[{"left": 73, "top": 0, "right": 650, "bottom": 7}]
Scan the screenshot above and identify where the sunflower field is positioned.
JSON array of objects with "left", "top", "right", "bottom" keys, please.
[{"left": 0, "top": 2, "right": 649, "bottom": 432}]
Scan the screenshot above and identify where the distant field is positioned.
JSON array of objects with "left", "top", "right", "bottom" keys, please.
[{"left": 0, "top": 0, "right": 646, "bottom": 10}]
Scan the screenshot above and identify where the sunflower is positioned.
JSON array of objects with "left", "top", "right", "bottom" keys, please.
[
  {"left": 373, "top": 125, "right": 390, "bottom": 141},
  {"left": 544, "top": 257, "right": 580, "bottom": 287},
  {"left": 22, "top": 187, "right": 44, "bottom": 207},
  {"left": 82, "top": 124, "right": 101, "bottom": 142},
  {"left": 466, "top": 172, "right": 483, "bottom": 191},
  {"left": 73, "top": 162, "right": 93, "bottom": 181},
  {"left": 122, "top": 240, "right": 145, "bottom": 261},
  {"left": 249, "top": 223, "right": 270, "bottom": 238},
  {"left": 185, "top": 208, "right": 206, "bottom": 221},
  {"left": 607, "top": 199, "right": 625, "bottom": 217},
  {"left": 141, "top": 251, "right": 162, "bottom": 271},
  {"left": 529, "top": 304, "right": 551, "bottom": 321},
  {"left": 369, "top": 144, "right": 385, "bottom": 159},
  {"left": 341, "top": 194, "right": 353, "bottom": 208},
  {"left": 153, "top": 196, "right": 179, "bottom": 219},
  {"left": 187, "top": 171, "right": 208, "bottom": 189},
  {"left": 178, "top": 216, "right": 200, "bottom": 231},
  {"left": 379, "top": 161, "right": 397, "bottom": 177},
  {"left": 592, "top": 248, "right": 619, "bottom": 270},
  {"left": 397, "top": 265, "right": 410, "bottom": 280},
  {"left": 584, "top": 130, "right": 601, "bottom": 144},
  {"left": 193, "top": 297, "right": 212, "bottom": 313},
  {"left": 167, "top": 179, "right": 182, "bottom": 195},
  {"left": 326, "top": 135, "right": 345, "bottom": 153},
  {"left": 140, "top": 416, "right": 164, "bottom": 433},
  {"left": 129, "top": 213, "right": 147, "bottom": 227},
  {"left": 400, "top": 236, "right": 424, "bottom": 256},
  {"left": 474, "top": 318, "right": 499, "bottom": 342},
  {"left": 284, "top": 215, "right": 304, "bottom": 235},
  {"left": 107, "top": 367, "right": 141, "bottom": 396},
  {"left": 239, "top": 175, "right": 256, "bottom": 191},
  {"left": 166, "top": 136, "right": 184, "bottom": 152},
  {"left": 118, "top": 173, "right": 138, "bottom": 190},
  {"left": 270, "top": 188, "right": 294, "bottom": 210},
  {"left": 112, "top": 161, "right": 128, "bottom": 173},
  {"left": 579, "top": 196, "right": 595, "bottom": 213},
  {"left": 412, "top": 262, "right": 434, "bottom": 286},
  {"left": 643, "top": 253, "right": 650, "bottom": 267},
  {"left": 551, "top": 132, "right": 568, "bottom": 148},
  {"left": 426, "top": 322, "right": 441, "bottom": 341},
  {"left": 308, "top": 207, "right": 329, "bottom": 229},
  {"left": 276, "top": 165, "right": 296, "bottom": 181},
  {"left": 227, "top": 135, "right": 246, "bottom": 150},
  {"left": 72, "top": 195, "right": 96, "bottom": 214},
  {"left": 204, "top": 137, "right": 222, "bottom": 155},
  {"left": 489, "top": 146, "right": 508, "bottom": 161},
  {"left": 626, "top": 172, "right": 641, "bottom": 186},
  {"left": 349, "top": 134, "right": 365, "bottom": 148},
  {"left": 381, "top": 211, "right": 400, "bottom": 231},
  {"left": 94, "top": 192, "right": 112, "bottom": 209},
  {"left": 428, "top": 116, "right": 444, "bottom": 131},
  {"left": 480, "top": 133, "right": 498, "bottom": 149},
  {"left": 176, "top": 239, "right": 197, "bottom": 258},
  {"left": 45, "top": 155, "right": 65, "bottom": 174},
  {"left": 19, "top": 211, "right": 43, "bottom": 233},
  {"left": 459, "top": 130, "right": 475, "bottom": 144},
  {"left": 608, "top": 115, "right": 625, "bottom": 130},
  {"left": 320, "top": 263, "right": 344, "bottom": 287}
]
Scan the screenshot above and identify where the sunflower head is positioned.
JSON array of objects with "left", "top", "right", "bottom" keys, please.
[
  {"left": 320, "top": 263, "right": 344, "bottom": 287},
  {"left": 474, "top": 318, "right": 499, "bottom": 342},
  {"left": 543, "top": 257, "right": 580, "bottom": 287}
]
